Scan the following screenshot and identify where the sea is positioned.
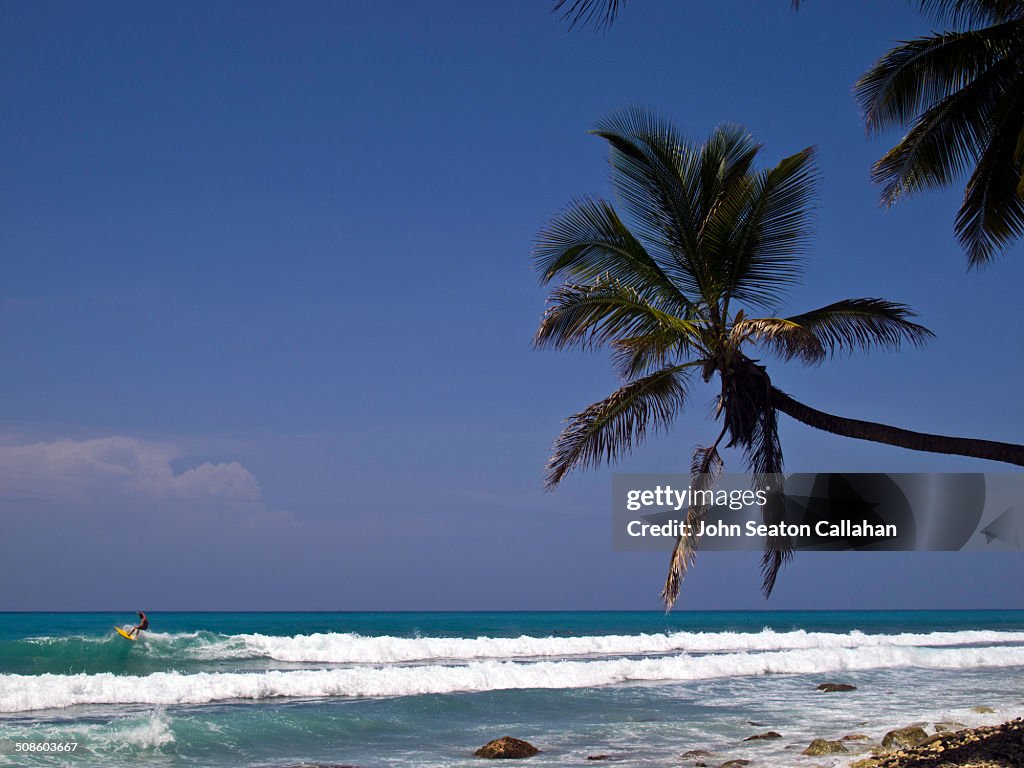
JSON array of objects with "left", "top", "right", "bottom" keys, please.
[{"left": 1, "top": 611, "right": 1022, "bottom": 767}]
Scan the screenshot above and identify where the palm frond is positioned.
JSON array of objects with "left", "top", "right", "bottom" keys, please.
[
  {"left": 955, "top": 74, "right": 1024, "bottom": 265},
  {"left": 554, "top": 0, "right": 807, "bottom": 31},
  {"left": 715, "top": 147, "right": 817, "bottom": 311},
  {"left": 610, "top": 329, "right": 691, "bottom": 379},
  {"left": 745, "top": 388, "right": 784, "bottom": 477},
  {"left": 534, "top": 280, "right": 704, "bottom": 353},
  {"left": 871, "top": 56, "right": 1019, "bottom": 205},
  {"left": 745, "top": 389, "right": 789, "bottom": 597},
  {"left": 695, "top": 124, "right": 764, "bottom": 247},
  {"left": 856, "top": 24, "right": 1020, "bottom": 135},
  {"left": 755, "top": 450, "right": 789, "bottom": 597},
  {"left": 732, "top": 316, "right": 826, "bottom": 364},
  {"left": 545, "top": 364, "right": 695, "bottom": 489},
  {"left": 591, "top": 109, "right": 710, "bottom": 296},
  {"left": 776, "top": 299, "right": 934, "bottom": 357},
  {"left": 533, "top": 196, "right": 692, "bottom": 309},
  {"left": 553, "top": 0, "right": 624, "bottom": 31},
  {"left": 759, "top": 522, "right": 793, "bottom": 596},
  {"left": 918, "top": 0, "right": 1024, "bottom": 27},
  {"left": 662, "top": 433, "right": 725, "bottom": 609}
]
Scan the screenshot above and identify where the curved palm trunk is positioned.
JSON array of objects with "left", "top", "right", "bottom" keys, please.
[{"left": 771, "top": 387, "right": 1024, "bottom": 467}]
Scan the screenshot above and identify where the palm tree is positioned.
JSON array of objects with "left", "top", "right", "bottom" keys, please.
[
  {"left": 857, "top": 1, "right": 1024, "bottom": 267},
  {"left": 534, "top": 108, "right": 1024, "bottom": 606}
]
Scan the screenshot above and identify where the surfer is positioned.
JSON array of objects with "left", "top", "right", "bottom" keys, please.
[{"left": 128, "top": 611, "right": 149, "bottom": 638}]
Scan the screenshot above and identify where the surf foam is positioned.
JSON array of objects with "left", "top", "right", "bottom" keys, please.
[
  {"left": 3, "top": 644, "right": 1022, "bottom": 712},
  {"left": 228, "top": 628, "right": 1024, "bottom": 664}
]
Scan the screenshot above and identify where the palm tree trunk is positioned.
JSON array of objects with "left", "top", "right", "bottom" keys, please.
[{"left": 770, "top": 387, "right": 1024, "bottom": 467}]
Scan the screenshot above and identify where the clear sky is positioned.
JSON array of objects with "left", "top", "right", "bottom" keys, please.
[{"left": 1, "top": 1, "right": 1021, "bottom": 611}]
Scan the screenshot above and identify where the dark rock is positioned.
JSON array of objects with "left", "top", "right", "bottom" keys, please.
[
  {"left": 881, "top": 725, "right": 928, "bottom": 750},
  {"left": 934, "top": 721, "right": 966, "bottom": 733},
  {"left": 474, "top": 737, "right": 540, "bottom": 759},
  {"left": 743, "top": 731, "right": 781, "bottom": 741},
  {"left": 841, "top": 733, "right": 870, "bottom": 741},
  {"left": 718, "top": 761, "right": 752, "bottom": 767},
  {"left": 585, "top": 756, "right": 609, "bottom": 761},
  {"left": 802, "top": 739, "right": 848, "bottom": 755},
  {"left": 816, "top": 682, "right": 857, "bottom": 692},
  {"left": 971, "top": 705, "right": 995, "bottom": 714},
  {"left": 862, "top": 719, "right": 1024, "bottom": 767},
  {"left": 680, "top": 750, "right": 713, "bottom": 758}
]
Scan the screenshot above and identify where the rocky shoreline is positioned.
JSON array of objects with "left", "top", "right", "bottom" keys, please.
[
  {"left": 290, "top": 718, "right": 1024, "bottom": 767},
  {"left": 469, "top": 717, "right": 1024, "bottom": 766},
  {"left": 848, "top": 718, "right": 1024, "bottom": 768}
]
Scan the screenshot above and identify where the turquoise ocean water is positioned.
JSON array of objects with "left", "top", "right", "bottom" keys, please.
[{"left": 1, "top": 611, "right": 1023, "bottom": 767}]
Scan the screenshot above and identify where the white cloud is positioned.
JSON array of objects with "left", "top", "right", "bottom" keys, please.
[{"left": 0, "top": 436, "right": 261, "bottom": 502}]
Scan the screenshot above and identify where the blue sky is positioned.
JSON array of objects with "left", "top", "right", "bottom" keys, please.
[{"left": 1, "top": 0, "right": 1021, "bottom": 610}]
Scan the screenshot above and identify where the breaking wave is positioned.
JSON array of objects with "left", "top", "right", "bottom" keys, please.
[
  {"left": 226, "top": 628, "right": 1024, "bottom": 663},
  {"left": 2, "top": 643, "right": 1023, "bottom": 712},
  {"left": 7, "top": 627, "right": 1024, "bottom": 671}
]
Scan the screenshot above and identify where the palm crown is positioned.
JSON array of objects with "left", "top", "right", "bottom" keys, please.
[{"left": 534, "top": 109, "right": 936, "bottom": 603}]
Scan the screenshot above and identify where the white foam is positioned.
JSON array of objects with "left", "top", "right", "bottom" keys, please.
[
  {"left": 222, "top": 628, "right": 1024, "bottom": 664},
  {"left": 0, "top": 709, "right": 174, "bottom": 749},
  {"left": 2, "top": 644, "right": 1022, "bottom": 712}
]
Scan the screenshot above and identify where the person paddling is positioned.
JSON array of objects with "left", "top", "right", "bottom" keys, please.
[{"left": 128, "top": 611, "right": 149, "bottom": 638}]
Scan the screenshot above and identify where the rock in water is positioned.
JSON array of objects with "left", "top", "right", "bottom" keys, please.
[
  {"left": 881, "top": 725, "right": 928, "bottom": 749},
  {"left": 816, "top": 682, "right": 857, "bottom": 692},
  {"left": 971, "top": 705, "right": 996, "bottom": 714},
  {"left": 474, "top": 737, "right": 540, "bottom": 759},
  {"left": 802, "top": 739, "right": 848, "bottom": 755},
  {"left": 743, "top": 731, "right": 782, "bottom": 741},
  {"left": 841, "top": 733, "right": 870, "bottom": 741}
]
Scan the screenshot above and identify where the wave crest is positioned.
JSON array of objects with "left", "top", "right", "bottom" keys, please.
[{"left": 229, "top": 628, "right": 1024, "bottom": 664}]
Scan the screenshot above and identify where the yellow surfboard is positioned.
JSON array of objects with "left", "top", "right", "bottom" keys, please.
[{"left": 114, "top": 626, "right": 137, "bottom": 641}]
